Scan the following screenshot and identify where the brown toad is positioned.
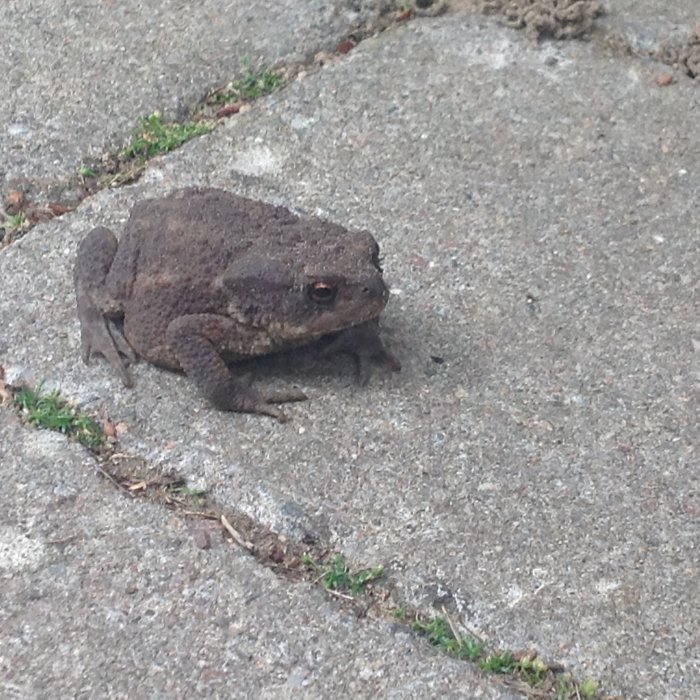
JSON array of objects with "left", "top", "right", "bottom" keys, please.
[{"left": 74, "top": 187, "right": 399, "bottom": 420}]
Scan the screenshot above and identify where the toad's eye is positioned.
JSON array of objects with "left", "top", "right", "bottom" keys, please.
[{"left": 307, "top": 281, "right": 338, "bottom": 304}]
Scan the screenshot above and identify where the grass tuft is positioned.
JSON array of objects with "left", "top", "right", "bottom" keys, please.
[
  {"left": 168, "top": 485, "right": 208, "bottom": 507},
  {"left": 1, "top": 212, "right": 29, "bottom": 239},
  {"left": 302, "top": 553, "right": 383, "bottom": 595},
  {"left": 478, "top": 650, "right": 515, "bottom": 673},
  {"left": 13, "top": 385, "right": 104, "bottom": 449},
  {"left": 411, "top": 616, "right": 485, "bottom": 660},
  {"left": 209, "top": 62, "right": 282, "bottom": 105},
  {"left": 121, "top": 112, "right": 213, "bottom": 162},
  {"left": 407, "top": 613, "right": 606, "bottom": 698}
]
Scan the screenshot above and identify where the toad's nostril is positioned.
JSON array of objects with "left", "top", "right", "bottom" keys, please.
[{"left": 361, "top": 277, "right": 389, "bottom": 303}]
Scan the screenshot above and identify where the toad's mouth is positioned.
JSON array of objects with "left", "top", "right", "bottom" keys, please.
[
  {"left": 263, "top": 304, "right": 386, "bottom": 349},
  {"left": 306, "top": 299, "right": 388, "bottom": 337}
]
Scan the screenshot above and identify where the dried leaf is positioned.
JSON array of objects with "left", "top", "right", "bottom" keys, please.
[
  {"left": 5, "top": 190, "right": 24, "bottom": 212},
  {"left": 336, "top": 39, "right": 354, "bottom": 54},
  {"left": 215, "top": 101, "right": 244, "bottom": 118},
  {"left": 102, "top": 416, "right": 118, "bottom": 439},
  {"left": 47, "top": 202, "right": 71, "bottom": 216}
]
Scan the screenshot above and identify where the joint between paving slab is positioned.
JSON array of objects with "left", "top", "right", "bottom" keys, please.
[
  {"left": 1, "top": 373, "right": 619, "bottom": 700},
  {"left": 0, "top": 2, "right": 439, "bottom": 248},
  {"left": 5, "top": 0, "right": 693, "bottom": 250},
  {"left": 1, "top": 0, "right": 695, "bottom": 249}
]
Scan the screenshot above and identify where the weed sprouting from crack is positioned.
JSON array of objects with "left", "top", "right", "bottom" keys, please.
[
  {"left": 301, "top": 553, "right": 384, "bottom": 596},
  {"left": 207, "top": 62, "right": 283, "bottom": 106},
  {"left": 2, "top": 378, "right": 609, "bottom": 699},
  {"left": 77, "top": 61, "right": 284, "bottom": 192},
  {"left": 77, "top": 112, "right": 216, "bottom": 190},
  {"left": 72, "top": 62, "right": 283, "bottom": 193},
  {"left": 0, "top": 211, "right": 30, "bottom": 244},
  {"left": 120, "top": 113, "right": 214, "bottom": 163},
  {"left": 168, "top": 484, "right": 209, "bottom": 507},
  {"left": 407, "top": 611, "right": 603, "bottom": 699},
  {"left": 12, "top": 384, "right": 104, "bottom": 449},
  {"left": 411, "top": 616, "right": 486, "bottom": 660}
]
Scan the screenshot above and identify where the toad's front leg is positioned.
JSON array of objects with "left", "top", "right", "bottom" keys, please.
[
  {"left": 165, "top": 314, "right": 306, "bottom": 421},
  {"left": 74, "top": 226, "right": 136, "bottom": 387},
  {"left": 321, "top": 320, "right": 401, "bottom": 385}
]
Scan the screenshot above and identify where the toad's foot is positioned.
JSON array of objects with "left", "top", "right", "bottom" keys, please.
[
  {"left": 74, "top": 226, "right": 135, "bottom": 387},
  {"left": 221, "top": 384, "right": 308, "bottom": 422},
  {"left": 76, "top": 281, "right": 135, "bottom": 387},
  {"left": 322, "top": 320, "right": 401, "bottom": 385}
]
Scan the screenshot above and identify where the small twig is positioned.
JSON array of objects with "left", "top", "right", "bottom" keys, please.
[
  {"left": 163, "top": 495, "right": 185, "bottom": 507},
  {"left": 95, "top": 464, "right": 134, "bottom": 496},
  {"left": 108, "top": 451, "right": 134, "bottom": 462},
  {"left": 220, "top": 513, "right": 255, "bottom": 552},
  {"left": 442, "top": 605, "right": 463, "bottom": 645},
  {"left": 326, "top": 588, "right": 356, "bottom": 601},
  {"left": 181, "top": 510, "right": 219, "bottom": 519},
  {"left": 127, "top": 480, "right": 149, "bottom": 491},
  {"left": 461, "top": 621, "right": 486, "bottom": 645},
  {"left": 46, "top": 534, "right": 79, "bottom": 545}
]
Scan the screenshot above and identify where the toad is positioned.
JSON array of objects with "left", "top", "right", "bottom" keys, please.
[{"left": 74, "top": 188, "right": 399, "bottom": 420}]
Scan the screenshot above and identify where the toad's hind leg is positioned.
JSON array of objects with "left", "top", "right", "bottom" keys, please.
[
  {"left": 166, "top": 314, "right": 307, "bottom": 421},
  {"left": 74, "top": 226, "right": 135, "bottom": 386}
]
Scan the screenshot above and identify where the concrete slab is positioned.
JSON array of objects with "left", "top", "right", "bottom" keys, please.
[
  {"left": 598, "top": 0, "right": 699, "bottom": 53},
  {"left": 0, "top": 407, "right": 515, "bottom": 698},
  {"left": 2, "top": 0, "right": 698, "bottom": 208},
  {"left": 0, "top": 0, "right": 389, "bottom": 201},
  {"left": 1, "top": 8, "right": 698, "bottom": 700}
]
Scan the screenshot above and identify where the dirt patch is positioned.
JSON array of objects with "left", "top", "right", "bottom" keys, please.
[
  {"left": 480, "top": 0, "right": 602, "bottom": 40},
  {"left": 657, "top": 25, "right": 700, "bottom": 78}
]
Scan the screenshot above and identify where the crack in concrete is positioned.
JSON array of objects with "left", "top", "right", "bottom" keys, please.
[
  {"left": 1, "top": 367, "right": 615, "bottom": 699},
  {"left": 0, "top": 3, "right": 416, "bottom": 249},
  {"left": 93, "top": 446, "right": 615, "bottom": 700},
  {"left": 3, "top": 0, "right": 696, "bottom": 252}
]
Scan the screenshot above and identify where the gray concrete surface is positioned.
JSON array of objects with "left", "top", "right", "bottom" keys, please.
[
  {"left": 0, "top": 410, "right": 514, "bottom": 699},
  {"left": 3, "top": 0, "right": 699, "bottom": 205},
  {"left": 0, "top": 0, "right": 387, "bottom": 201},
  {"left": 1, "top": 2, "right": 699, "bottom": 700},
  {"left": 598, "top": 0, "right": 699, "bottom": 52}
]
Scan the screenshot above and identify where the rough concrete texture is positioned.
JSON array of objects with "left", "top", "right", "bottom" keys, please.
[
  {"left": 1, "top": 7, "right": 699, "bottom": 700},
  {"left": 2, "top": 0, "right": 698, "bottom": 203},
  {"left": 596, "top": 0, "right": 700, "bottom": 54},
  {"left": 0, "top": 409, "right": 516, "bottom": 699},
  {"left": 0, "top": 0, "right": 391, "bottom": 200}
]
